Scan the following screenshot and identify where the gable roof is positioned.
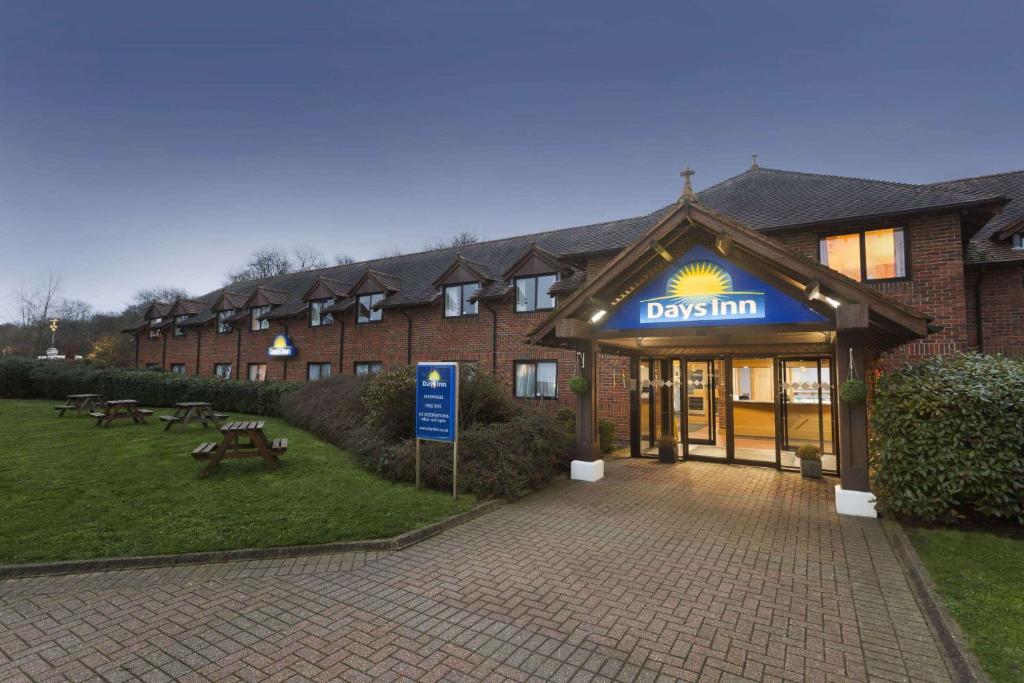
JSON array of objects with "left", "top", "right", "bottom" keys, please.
[{"left": 931, "top": 170, "right": 1024, "bottom": 264}]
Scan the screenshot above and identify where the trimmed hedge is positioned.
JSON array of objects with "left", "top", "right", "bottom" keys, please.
[
  {"left": 281, "top": 365, "right": 574, "bottom": 498},
  {"left": 871, "top": 354, "right": 1024, "bottom": 524},
  {"left": 0, "top": 358, "right": 296, "bottom": 416}
]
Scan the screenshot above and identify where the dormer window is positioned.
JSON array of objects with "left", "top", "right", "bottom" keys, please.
[
  {"left": 310, "top": 298, "right": 335, "bottom": 327},
  {"left": 217, "top": 310, "right": 234, "bottom": 334},
  {"left": 1013, "top": 233, "right": 1023, "bottom": 250},
  {"left": 515, "top": 274, "right": 558, "bottom": 312},
  {"left": 250, "top": 305, "right": 271, "bottom": 331},
  {"left": 357, "top": 293, "right": 384, "bottom": 323},
  {"left": 173, "top": 315, "right": 187, "bottom": 337},
  {"left": 443, "top": 283, "right": 480, "bottom": 318},
  {"left": 148, "top": 318, "right": 162, "bottom": 339}
]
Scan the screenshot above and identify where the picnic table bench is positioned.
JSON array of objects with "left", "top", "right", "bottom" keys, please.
[
  {"left": 159, "top": 402, "right": 228, "bottom": 431},
  {"left": 91, "top": 399, "right": 153, "bottom": 427},
  {"left": 54, "top": 394, "right": 102, "bottom": 417},
  {"left": 193, "top": 420, "right": 287, "bottom": 477}
]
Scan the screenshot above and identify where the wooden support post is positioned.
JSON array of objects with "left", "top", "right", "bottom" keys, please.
[
  {"left": 575, "top": 341, "right": 601, "bottom": 461},
  {"left": 836, "top": 304, "right": 870, "bottom": 492}
]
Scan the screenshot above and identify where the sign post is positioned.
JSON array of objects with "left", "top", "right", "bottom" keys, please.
[{"left": 414, "top": 362, "right": 459, "bottom": 498}]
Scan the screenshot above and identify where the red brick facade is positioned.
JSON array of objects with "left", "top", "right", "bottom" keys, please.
[{"left": 133, "top": 205, "right": 1019, "bottom": 444}]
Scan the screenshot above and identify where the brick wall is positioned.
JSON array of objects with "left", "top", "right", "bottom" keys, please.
[{"left": 966, "top": 264, "right": 1024, "bottom": 357}]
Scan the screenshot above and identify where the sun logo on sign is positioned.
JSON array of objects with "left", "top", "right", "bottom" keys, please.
[
  {"left": 666, "top": 260, "right": 734, "bottom": 300},
  {"left": 427, "top": 370, "right": 442, "bottom": 383},
  {"left": 272, "top": 335, "right": 289, "bottom": 349}
]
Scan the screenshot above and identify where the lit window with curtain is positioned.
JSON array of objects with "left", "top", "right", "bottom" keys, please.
[
  {"left": 819, "top": 227, "right": 906, "bottom": 281},
  {"left": 514, "top": 361, "right": 557, "bottom": 398}
]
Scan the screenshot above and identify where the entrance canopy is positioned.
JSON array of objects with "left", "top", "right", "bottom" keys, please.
[{"left": 529, "top": 198, "right": 931, "bottom": 355}]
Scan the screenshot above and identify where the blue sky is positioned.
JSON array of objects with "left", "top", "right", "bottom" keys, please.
[{"left": 2, "top": 0, "right": 1022, "bottom": 314}]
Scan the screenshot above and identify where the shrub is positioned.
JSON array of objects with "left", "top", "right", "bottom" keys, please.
[
  {"left": 599, "top": 419, "right": 617, "bottom": 453},
  {"left": 796, "top": 445, "right": 821, "bottom": 461},
  {"left": 0, "top": 359, "right": 297, "bottom": 415},
  {"left": 0, "top": 358, "right": 36, "bottom": 398},
  {"left": 279, "top": 375, "right": 368, "bottom": 442},
  {"left": 871, "top": 354, "right": 1024, "bottom": 524}
]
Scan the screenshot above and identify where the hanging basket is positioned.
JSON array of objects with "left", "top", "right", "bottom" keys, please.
[
  {"left": 568, "top": 376, "right": 589, "bottom": 396},
  {"left": 840, "top": 378, "right": 867, "bottom": 404}
]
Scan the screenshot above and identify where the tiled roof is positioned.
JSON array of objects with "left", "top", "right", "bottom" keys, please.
[
  {"left": 931, "top": 170, "right": 1024, "bottom": 264},
  {"left": 159, "top": 166, "right": 1012, "bottom": 325}
]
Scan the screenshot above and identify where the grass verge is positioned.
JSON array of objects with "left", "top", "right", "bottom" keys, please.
[
  {"left": 907, "top": 526, "right": 1024, "bottom": 682},
  {"left": 0, "top": 399, "right": 473, "bottom": 564}
]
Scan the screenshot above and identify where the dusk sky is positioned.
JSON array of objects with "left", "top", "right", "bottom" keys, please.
[{"left": 2, "top": 0, "right": 1022, "bottom": 315}]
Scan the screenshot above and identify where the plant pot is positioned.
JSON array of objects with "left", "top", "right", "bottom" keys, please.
[
  {"left": 800, "top": 458, "right": 822, "bottom": 479},
  {"left": 658, "top": 443, "right": 678, "bottom": 463}
]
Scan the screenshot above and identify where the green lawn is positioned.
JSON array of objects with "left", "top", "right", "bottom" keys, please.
[
  {"left": 907, "top": 527, "right": 1024, "bottom": 683},
  {"left": 0, "top": 399, "right": 473, "bottom": 564}
]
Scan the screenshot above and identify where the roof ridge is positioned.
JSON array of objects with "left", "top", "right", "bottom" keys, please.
[
  {"left": 929, "top": 169, "right": 1024, "bottom": 184},
  {"left": 752, "top": 165, "right": 986, "bottom": 194}
]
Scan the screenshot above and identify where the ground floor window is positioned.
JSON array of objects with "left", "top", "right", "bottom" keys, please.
[
  {"left": 354, "top": 361, "right": 383, "bottom": 376},
  {"left": 307, "top": 362, "right": 332, "bottom": 381},
  {"left": 145, "top": 363, "right": 160, "bottom": 369},
  {"left": 214, "top": 363, "right": 232, "bottom": 379},
  {"left": 170, "top": 363, "right": 185, "bottom": 375},
  {"left": 514, "top": 360, "right": 557, "bottom": 398},
  {"left": 247, "top": 363, "right": 267, "bottom": 381}
]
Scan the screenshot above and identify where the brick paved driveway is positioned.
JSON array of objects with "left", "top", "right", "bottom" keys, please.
[{"left": 1, "top": 459, "right": 951, "bottom": 682}]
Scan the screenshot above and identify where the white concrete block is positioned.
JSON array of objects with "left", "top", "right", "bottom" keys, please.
[
  {"left": 570, "top": 459, "right": 604, "bottom": 482},
  {"left": 834, "top": 485, "right": 877, "bottom": 517}
]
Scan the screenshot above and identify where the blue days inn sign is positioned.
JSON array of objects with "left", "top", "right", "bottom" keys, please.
[{"left": 600, "top": 246, "right": 827, "bottom": 332}]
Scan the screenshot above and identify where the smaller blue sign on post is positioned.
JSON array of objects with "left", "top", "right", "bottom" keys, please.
[{"left": 415, "top": 362, "right": 459, "bottom": 497}]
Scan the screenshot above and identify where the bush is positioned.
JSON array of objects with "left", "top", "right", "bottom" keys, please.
[
  {"left": 871, "top": 354, "right": 1024, "bottom": 524},
  {"left": 599, "top": 419, "right": 617, "bottom": 454},
  {"left": 0, "top": 358, "right": 297, "bottom": 416},
  {"left": 279, "top": 374, "right": 368, "bottom": 442}
]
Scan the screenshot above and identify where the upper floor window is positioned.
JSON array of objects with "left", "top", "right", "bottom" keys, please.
[
  {"left": 515, "top": 274, "right": 558, "bottom": 312},
  {"left": 357, "top": 293, "right": 384, "bottom": 323},
  {"left": 1013, "top": 233, "right": 1024, "bottom": 250},
  {"left": 444, "top": 283, "right": 480, "bottom": 317},
  {"left": 309, "top": 298, "right": 335, "bottom": 327},
  {"left": 217, "top": 309, "right": 234, "bottom": 334},
  {"left": 250, "top": 305, "right": 271, "bottom": 331},
  {"left": 173, "top": 315, "right": 187, "bottom": 337},
  {"left": 148, "top": 318, "right": 162, "bottom": 339},
  {"left": 819, "top": 227, "right": 907, "bottom": 282}
]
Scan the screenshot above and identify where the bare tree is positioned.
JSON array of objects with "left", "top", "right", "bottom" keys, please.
[
  {"left": 334, "top": 254, "right": 356, "bottom": 265},
  {"left": 226, "top": 247, "right": 293, "bottom": 284},
  {"left": 56, "top": 299, "right": 93, "bottom": 321},
  {"left": 12, "top": 274, "right": 62, "bottom": 353},
  {"left": 128, "top": 286, "right": 191, "bottom": 318},
  {"left": 293, "top": 246, "right": 328, "bottom": 271},
  {"left": 425, "top": 231, "right": 479, "bottom": 251}
]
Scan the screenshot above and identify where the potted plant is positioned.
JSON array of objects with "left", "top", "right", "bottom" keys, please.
[
  {"left": 657, "top": 434, "right": 678, "bottom": 463},
  {"left": 839, "top": 378, "right": 867, "bottom": 404},
  {"left": 568, "top": 376, "right": 589, "bottom": 396},
  {"left": 796, "top": 445, "right": 822, "bottom": 478}
]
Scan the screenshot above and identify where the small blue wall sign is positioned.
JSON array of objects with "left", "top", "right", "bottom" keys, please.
[
  {"left": 600, "top": 245, "right": 827, "bottom": 331},
  {"left": 415, "top": 362, "right": 458, "bottom": 442},
  {"left": 267, "top": 333, "right": 297, "bottom": 358}
]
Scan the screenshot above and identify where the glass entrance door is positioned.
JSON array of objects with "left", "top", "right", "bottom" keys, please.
[
  {"left": 779, "top": 358, "right": 837, "bottom": 473},
  {"left": 684, "top": 360, "right": 715, "bottom": 444}
]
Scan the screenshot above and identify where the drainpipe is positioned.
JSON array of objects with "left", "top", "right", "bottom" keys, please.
[
  {"left": 235, "top": 326, "right": 242, "bottom": 379},
  {"left": 161, "top": 331, "right": 167, "bottom": 369},
  {"left": 400, "top": 310, "right": 413, "bottom": 365},
  {"left": 133, "top": 333, "right": 139, "bottom": 368},
  {"left": 279, "top": 322, "right": 289, "bottom": 380},
  {"left": 484, "top": 301, "right": 498, "bottom": 373},
  {"left": 195, "top": 328, "right": 202, "bottom": 376},
  {"left": 973, "top": 268, "right": 985, "bottom": 352}
]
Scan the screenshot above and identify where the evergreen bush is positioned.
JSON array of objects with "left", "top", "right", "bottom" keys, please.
[{"left": 871, "top": 353, "right": 1024, "bottom": 523}]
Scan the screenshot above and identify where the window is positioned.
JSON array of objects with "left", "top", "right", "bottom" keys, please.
[
  {"left": 250, "top": 305, "right": 270, "bottom": 331},
  {"left": 217, "top": 309, "right": 234, "bottom": 334},
  {"left": 443, "top": 283, "right": 480, "bottom": 317},
  {"left": 309, "top": 299, "right": 335, "bottom": 327},
  {"left": 172, "top": 315, "right": 187, "bottom": 337},
  {"left": 354, "top": 361, "right": 383, "bottom": 376},
  {"left": 819, "top": 227, "right": 907, "bottom": 281},
  {"left": 247, "top": 363, "right": 267, "bottom": 381},
  {"left": 145, "top": 362, "right": 161, "bottom": 369},
  {"left": 514, "top": 361, "right": 558, "bottom": 398},
  {"left": 214, "top": 363, "right": 232, "bottom": 379},
  {"left": 1013, "top": 233, "right": 1024, "bottom": 250},
  {"left": 148, "top": 318, "right": 162, "bottom": 339},
  {"left": 515, "top": 274, "right": 558, "bottom": 312},
  {"left": 170, "top": 363, "right": 185, "bottom": 375},
  {"left": 356, "top": 293, "right": 384, "bottom": 323},
  {"left": 307, "top": 362, "right": 332, "bottom": 381}
]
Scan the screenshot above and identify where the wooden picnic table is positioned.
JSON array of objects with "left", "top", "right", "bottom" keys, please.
[
  {"left": 160, "top": 402, "right": 228, "bottom": 431},
  {"left": 54, "top": 394, "right": 102, "bottom": 417},
  {"left": 90, "top": 399, "right": 153, "bottom": 427},
  {"left": 193, "top": 420, "right": 287, "bottom": 478}
]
